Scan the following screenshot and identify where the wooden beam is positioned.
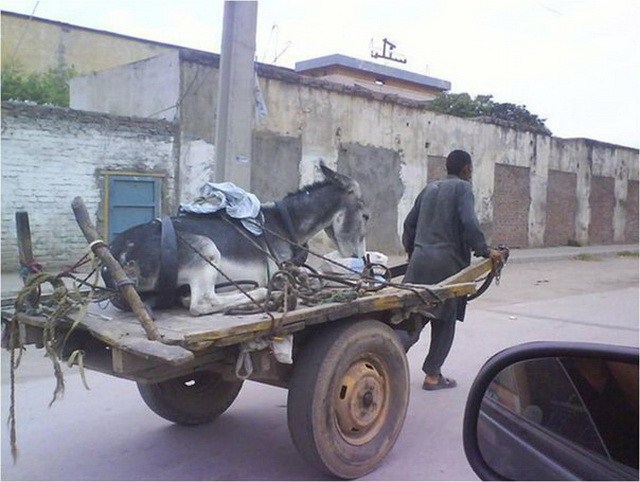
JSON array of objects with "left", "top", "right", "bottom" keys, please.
[
  {"left": 71, "top": 196, "right": 161, "bottom": 341},
  {"left": 439, "top": 258, "right": 492, "bottom": 286},
  {"left": 15, "top": 211, "right": 34, "bottom": 268}
]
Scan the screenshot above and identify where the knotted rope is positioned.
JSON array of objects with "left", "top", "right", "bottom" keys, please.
[{"left": 5, "top": 248, "right": 106, "bottom": 463}]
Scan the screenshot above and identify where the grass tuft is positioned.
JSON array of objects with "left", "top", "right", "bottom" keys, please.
[{"left": 573, "top": 254, "right": 601, "bottom": 262}]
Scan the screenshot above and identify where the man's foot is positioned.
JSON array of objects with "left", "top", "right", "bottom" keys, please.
[{"left": 422, "top": 374, "right": 457, "bottom": 391}]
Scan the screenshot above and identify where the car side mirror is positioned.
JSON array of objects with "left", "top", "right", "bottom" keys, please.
[{"left": 463, "top": 342, "right": 639, "bottom": 481}]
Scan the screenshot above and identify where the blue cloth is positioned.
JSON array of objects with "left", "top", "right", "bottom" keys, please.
[{"left": 179, "top": 182, "right": 263, "bottom": 236}]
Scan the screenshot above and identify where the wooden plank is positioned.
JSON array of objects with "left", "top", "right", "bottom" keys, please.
[
  {"left": 179, "top": 281, "right": 478, "bottom": 347},
  {"left": 116, "top": 339, "right": 194, "bottom": 365},
  {"left": 440, "top": 258, "right": 492, "bottom": 286},
  {"left": 15, "top": 211, "right": 34, "bottom": 268},
  {"left": 10, "top": 260, "right": 491, "bottom": 364},
  {"left": 14, "top": 310, "right": 195, "bottom": 365}
]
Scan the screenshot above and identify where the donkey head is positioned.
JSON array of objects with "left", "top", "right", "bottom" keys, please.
[{"left": 319, "top": 162, "right": 369, "bottom": 258}]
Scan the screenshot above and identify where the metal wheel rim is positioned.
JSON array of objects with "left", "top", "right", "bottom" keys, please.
[{"left": 333, "top": 355, "right": 390, "bottom": 446}]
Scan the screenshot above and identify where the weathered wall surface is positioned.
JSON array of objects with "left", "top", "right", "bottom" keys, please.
[
  {"left": 1, "top": 12, "right": 175, "bottom": 74},
  {"left": 16, "top": 53, "right": 639, "bottom": 270},
  {"left": 251, "top": 133, "right": 302, "bottom": 202},
  {"left": 427, "top": 155, "right": 447, "bottom": 184},
  {"left": 251, "top": 71, "right": 638, "bottom": 252},
  {"left": 1, "top": 102, "right": 177, "bottom": 270},
  {"left": 337, "top": 143, "right": 404, "bottom": 254},
  {"left": 176, "top": 52, "right": 220, "bottom": 203},
  {"left": 70, "top": 52, "right": 181, "bottom": 121},
  {"left": 625, "top": 181, "right": 639, "bottom": 242}
]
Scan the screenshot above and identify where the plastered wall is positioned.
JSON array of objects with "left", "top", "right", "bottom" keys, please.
[
  {"left": 1, "top": 12, "right": 175, "bottom": 74},
  {"left": 5, "top": 54, "right": 638, "bottom": 270},
  {"left": 1, "top": 102, "right": 177, "bottom": 270}
]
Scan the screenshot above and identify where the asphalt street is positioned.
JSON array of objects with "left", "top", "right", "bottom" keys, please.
[{"left": 1, "top": 254, "right": 638, "bottom": 480}]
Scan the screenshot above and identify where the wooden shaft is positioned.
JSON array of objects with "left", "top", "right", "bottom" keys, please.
[
  {"left": 439, "top": 258, "right": 493, "bottom": 286},
  {"left": 71, "top": 197, "right": 161, "bottom": 341},
  {"left": 15, "top": 211, "right": 34, "bottom": 268}
]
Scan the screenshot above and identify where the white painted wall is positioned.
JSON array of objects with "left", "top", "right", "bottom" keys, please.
[
  {"left": 179, "top": 138, "right": 215, "bottom": 204},
  {"left": 1, "top": 102, "right": 176, "bottom": 270}
]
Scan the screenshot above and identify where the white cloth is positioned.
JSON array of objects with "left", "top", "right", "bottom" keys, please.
[{"left": 179, "top": 182, "right": 263, "bottom": 235}]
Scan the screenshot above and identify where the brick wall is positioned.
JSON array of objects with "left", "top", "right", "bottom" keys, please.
[
  {"left": 625, "top": 180, "right": 639, "bottom": 243},
  {"left": 1, "top": 102, "right": 177, "bottom": 270},
  {"left": 492, "top": 164, "right": 530, "bottom": 248},
  {"left": 545, "top": 170, "right": 577, "bottom": 246},
  {"left": 588, "top": 176, "right": 615, "bottom": 245},
  {"left": 427, "top": 155, "right": 447, "bottom": 182}
]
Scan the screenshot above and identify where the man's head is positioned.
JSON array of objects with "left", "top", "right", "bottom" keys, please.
[{"left": 446, "top": 149, "right": 472, "bottom": 181}]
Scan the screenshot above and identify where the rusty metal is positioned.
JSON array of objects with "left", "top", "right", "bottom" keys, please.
[{"left": 334, "top": 357, "right": 389, "bottom": 445}]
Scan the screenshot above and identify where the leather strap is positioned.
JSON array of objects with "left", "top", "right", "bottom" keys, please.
[
  {"left": 274, "top": 201, "right": 308, "bottom": 265},
  {"left": 275, "top": 200, "right": 296, "bottom": 242},
  {"left": 155, "top": 216, "right": 178, "bottom": 309}
]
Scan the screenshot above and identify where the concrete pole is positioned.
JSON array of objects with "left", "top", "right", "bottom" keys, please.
[{"left": 215, "top": 1, "right": 258, "bottom": 189}]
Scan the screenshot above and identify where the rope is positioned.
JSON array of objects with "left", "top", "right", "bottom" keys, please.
[
  {"left": 255, "top": 222, "right": 443, "bottom": 306},
  {"left": 7, "top": 317, "right": 21, "bottom": 464},
  {"left": 235, "top": 348, "right": 254, "bottom": 380},
  {"left": 66, "top": 350, "right": 90, "bottom": 390},
  {"left": 7, "top": 247, "right": 104, "bottom": 461},
  {"left": 184, "top": 212, "right": 444, "bottom": 315},
  {"left": 175, "top": 231, "right": 276, "bottom": 324},
  {"left": 88, "top": 239, "right": 108, "bottom": 252}
]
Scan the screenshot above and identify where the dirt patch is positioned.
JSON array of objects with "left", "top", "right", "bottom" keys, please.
[{"left": 472, "top": 256, "right": 639, "bottom": 307}]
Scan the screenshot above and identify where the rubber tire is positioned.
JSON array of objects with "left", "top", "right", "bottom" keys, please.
[
  {"left": 287, "top": 319, "right": 409, "bottom": 479},
  {"left": 137, "top": 370, "right": 243, "bottom": 426}
]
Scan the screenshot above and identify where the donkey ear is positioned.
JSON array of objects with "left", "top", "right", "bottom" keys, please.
[
  {"left": 319, "top": 160, "right": 335, "bottom": 180},
  {"left": 319, "top": 161, "right": 351, "bottom": 189}
]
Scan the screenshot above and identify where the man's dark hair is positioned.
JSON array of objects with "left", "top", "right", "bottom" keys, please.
[{"left": 446, "top": 149, "right": 472, "bottom": 175}]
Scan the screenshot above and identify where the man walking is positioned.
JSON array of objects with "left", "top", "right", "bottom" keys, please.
[{"left": 402, "top": 149, "right": 502, "bottom": 390}]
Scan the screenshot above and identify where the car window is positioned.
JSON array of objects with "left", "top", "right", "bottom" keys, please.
[
  {"left": 560, "top": 357, "right": 639, "bottom": 469},
  {"left": 486, "top": 357, "right": 608, "bottom": 458}
]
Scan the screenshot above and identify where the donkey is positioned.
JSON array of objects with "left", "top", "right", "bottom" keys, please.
[{"left": 103, "top": 163, "right": 369, "bottom": 315}]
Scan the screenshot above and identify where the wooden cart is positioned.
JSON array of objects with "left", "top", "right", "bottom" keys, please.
[
  {"left": 4, "top": 257, "right": 495, "bottom": 480},
  {"left": 3, "top": 203, "right": 502, "bottom": 479}
]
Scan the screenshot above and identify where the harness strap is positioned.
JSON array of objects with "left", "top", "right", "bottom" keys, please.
[
  {"left": 274, "top": 200, "right": 308, "bottom": 265},
  {"left": 275, "top": 201, "right": 296, "bottom": 241},
  {"left": 155, "top": 216, "right": 178, "bottom": 309}
]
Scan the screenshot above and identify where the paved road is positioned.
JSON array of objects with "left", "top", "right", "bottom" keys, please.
[{"left": 1, "top": 255, "right": 638, "bottom": 480}]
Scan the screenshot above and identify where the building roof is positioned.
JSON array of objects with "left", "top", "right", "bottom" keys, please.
[
  {"left": 1, "top": 10, "right": 189, "bottom": 52},
  {"left": 295, "top": 54, "right": 451, "bottom": 92}
]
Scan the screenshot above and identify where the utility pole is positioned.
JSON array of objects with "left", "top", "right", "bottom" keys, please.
[{"left": 215, "top": 1, "right": 257, "bottom": 189}]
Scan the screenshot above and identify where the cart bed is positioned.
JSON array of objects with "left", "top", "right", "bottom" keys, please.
[{"left": 6, "top": 259, "right": 491, "bottom": 381}]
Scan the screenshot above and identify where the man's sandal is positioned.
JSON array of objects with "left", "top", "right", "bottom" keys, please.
[{"left": 422, "top": 374, "right": 457, "bottom": 391}]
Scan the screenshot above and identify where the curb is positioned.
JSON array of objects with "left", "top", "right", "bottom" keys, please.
[{"left": 506, "top": 246, "right": 639, "bottom": 264}]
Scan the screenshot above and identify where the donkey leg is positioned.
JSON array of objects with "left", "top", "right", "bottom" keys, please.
[
  {"left": 175, "top": 234, "right": 220, "bottom": 316},
  {"left": 189, "top": 273, "right": 268, "bottom": 315},
  {"left": 191, "top": 287, "right": 269, "bottom": 315},
  {"left": 178, "top": 234, "right": 268, "bottom": 316}
]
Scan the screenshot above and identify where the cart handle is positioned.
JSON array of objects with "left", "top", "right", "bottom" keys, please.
[{"left": 71, "top": 197, "right": 161, "bottom": 342}]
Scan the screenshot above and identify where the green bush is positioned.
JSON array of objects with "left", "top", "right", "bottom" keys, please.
[
  {"left": 1, "top": 62, "right": 76, "bottom": 107},
  {"left": 428, "top": 92, "right": 551, "bottom": 135}
]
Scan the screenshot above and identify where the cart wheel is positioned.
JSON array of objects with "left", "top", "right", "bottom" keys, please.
[
  {"left": 287, "top": 319, "right": 409, "bottom": 479},
  {"left": 137, "top": 370, "right": 243, "bottom": 426}
]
